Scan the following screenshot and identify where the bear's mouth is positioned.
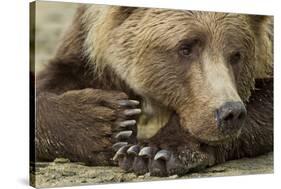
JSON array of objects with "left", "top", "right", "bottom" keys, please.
[
  {"left": 177, "top": 111, "right": 244, "bottom": 145},
  {"left": 170, "top": 109, "right": 244, "bottom": 146},
  {"left": 137, "top": 98, "right": 241, "bottom": 144}
]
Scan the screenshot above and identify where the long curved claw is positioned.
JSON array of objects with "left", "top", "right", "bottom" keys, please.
[
  {"left": 127, "top": 145, "right": 140, "bottom": 156},
  {"left": 154, "top": 149, "right": 171, "bottom": 161},
  {"left": 118, "top": 100, "right": 140, "bottom": 107},
  {"left": 139, "top": 147, "right": 157, "bottom": 158},
  {"left": 116, "top": 120, "right": 136, "bottom": 128},
  {"left": 123, "top": 109, "right": 142, "bottom": 116},
  {"left": 112, "top": 142, "right": 128, "bottom": 151},
  {"left": 115, "top": 130, "right": 133, "bottom": 140},
  {"left": 113, "top": 145, "right": 130, "bottom": 161}
]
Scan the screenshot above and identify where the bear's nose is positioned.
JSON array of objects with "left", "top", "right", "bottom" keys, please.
[{"left": 215, "top": 101, "right": 247, "bottom": 133}]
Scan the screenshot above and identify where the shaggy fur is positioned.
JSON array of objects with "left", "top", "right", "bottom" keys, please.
[{"left": 35, "top": 4, "right": 273, "bottom": 175}]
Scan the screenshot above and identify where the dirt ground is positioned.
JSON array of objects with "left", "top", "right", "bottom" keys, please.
[
  {"left": 32, "top": 1, "right": 273, "bottom": 188},
  {"left": 31, "top": 152, "right": 273, "bottom": 188}
]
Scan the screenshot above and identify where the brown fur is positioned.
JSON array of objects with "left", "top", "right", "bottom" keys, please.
[
  {"left": 35, "top": 4, "right": 273, "bottom": 170},
  {"left": 35, "top": 6, "right": 136, "bottom": 165},
  {"left": 80, "top": 6, "right": 273, "bottom": 142},
  {"left": 146, "top": 78, "right": 272, "bottom": 172}
]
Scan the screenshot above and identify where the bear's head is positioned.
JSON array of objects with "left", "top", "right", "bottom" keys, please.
[{"left": 84, "top": 6, "right": 273, "bottom": 144}]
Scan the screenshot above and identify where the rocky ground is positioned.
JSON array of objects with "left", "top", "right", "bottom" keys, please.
[
  {"left": 31, "top": 152, "right": 273, "bottom": 188},
  {"left": 32, "top": 1, "right": 273, "bottom": 188}
]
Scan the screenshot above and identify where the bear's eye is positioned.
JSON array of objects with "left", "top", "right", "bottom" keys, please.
[
  {"left": 180, "top": 45, "right": 193, "bottom": 56},
  {"left": 229, "top": 52, "right": 242, "bottom": 65},
  {"left": 178, "top": 39, "right": 199, "bottom": 57}
]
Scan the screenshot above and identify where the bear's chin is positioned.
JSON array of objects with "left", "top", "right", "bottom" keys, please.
[
  {"left": 195, "top": 130, "right": 242, "bottom": 146},
  {"left": 138, "top": 97, "right": 242, "bottom": 144},
  {"left": 176, "top": 112, "right": 243, "bottom": 146},
  {"left": 187, "top": 126, "right": 243, "bottom": 146}
]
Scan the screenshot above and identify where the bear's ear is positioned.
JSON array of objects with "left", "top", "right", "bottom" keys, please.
[
  {"left": 248, "top": 15, "right": 273, "bottom": 79},
  {"left": 248, "top": 15, "right": 273, "bottom": 36},
  {"left": 118, "top": 7, "right": 138, "bottom": 18},
  {"left": 249, "top": 15, "right": 268, "bottom": 24},
  {"left": 111, "top": 6, "right": 138, "bottom": 26}
]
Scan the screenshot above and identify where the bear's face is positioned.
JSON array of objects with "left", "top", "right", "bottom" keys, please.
[{"left": 87, "top": 8, "right": 265, "bottom": 144}]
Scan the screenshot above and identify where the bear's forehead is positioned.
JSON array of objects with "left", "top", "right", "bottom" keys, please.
[
  {"left": 139, "top": 9, "right": 248, "bottom": 29},
  {"left": 130, "top": 9, "right": 252, "bottom": 50},
  {"left": 147, "top": 9, "right": 243, "bottom": 20}
]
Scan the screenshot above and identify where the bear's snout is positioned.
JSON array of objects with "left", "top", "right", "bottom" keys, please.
[{"left": 215, "top": 101, "right": 247, "bottom": 134}]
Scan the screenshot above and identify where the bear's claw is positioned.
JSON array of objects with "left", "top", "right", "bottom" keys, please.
[
  {"left": 154, "top": 149, "right": 171, "bottom": 161},
  {"left": 115, "top": 130, "right": 133, "bottom": 140},
  {"left": 127, "top": 145, "right": 140, "bottom": 155},
  {"left": 113, "top": 144, "right": 176, "bottom": 176},
  {"left": 116, "top": 120, "right": 136, "bottom": 128},
  {"left": 112, "top": 144, "right": 212, "bottom": 176},
  {"left": 112, "top": 142, "right": 128, "bottom": 151},
  {"left": 123, "top": 109, "right": 142, "bottom": 116},
  {"left": 118, "top": 100, "right": 140, "bottom": 106},
  {"left": 139, "top": 147, "right": 158, "bottom": 158},
  {"left": 112, "top": 98, "right": 139, "bottom": 144},
  {"left": 113, "top": 144, "right": 131, "bottom": 160}
]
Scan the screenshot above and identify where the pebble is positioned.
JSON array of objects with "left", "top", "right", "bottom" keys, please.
[
  {"left": 169, "top": 175, "right": 179, "bottom": 179},
  {"left": 62, "top": 171, "right": 76, "bottom": 177},
  {"left": 54, "top": 158, "right": 70, "bottom": 164},
  {"left": 35, "top": 162, "right": 50, "bottom": 168},
  {"left": 50, "top": 173, "right": 62, "bottom": 179},
  {"left": 144, "top": 172, "right": 151, "bottom": 177}
]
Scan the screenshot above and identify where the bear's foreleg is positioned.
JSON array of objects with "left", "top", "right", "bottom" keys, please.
[{"left": 36, "top": 88, "right": 141, "bottom": 165}]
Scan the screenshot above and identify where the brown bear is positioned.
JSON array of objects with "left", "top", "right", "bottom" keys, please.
[{"left": 34, "top": 4, "right": 273, "bottom": 176}]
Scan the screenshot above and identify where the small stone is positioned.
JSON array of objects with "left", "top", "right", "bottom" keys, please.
[
  {"left": 50, "top": 174, "right": 61, "bottom": 179},
  {"left": 138, "top": 175, "right": 145, "bottom": 179},
  {"left": 144, "top": 172, "right": 151, "bottom": 177},
  {"left": 62, "top": 171, "right": 76, "bottom": 177},
  {"left": 35, "top": 162, "right": 50, "bottom": 168},
  {"left": 54, "top": 158, "right": 70, "bottom": 164},
  {"left": 169, "top": 174, "right": 179, "bottom": 179}
]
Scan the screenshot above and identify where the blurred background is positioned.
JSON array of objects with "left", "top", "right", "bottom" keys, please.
[{"left": 33, "top": 1, "right": 78, "bottom": 72}]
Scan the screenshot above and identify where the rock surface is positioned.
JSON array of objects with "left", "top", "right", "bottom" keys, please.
[{"left": 31, "top": 152, "right": 273, "bottom": 188}]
